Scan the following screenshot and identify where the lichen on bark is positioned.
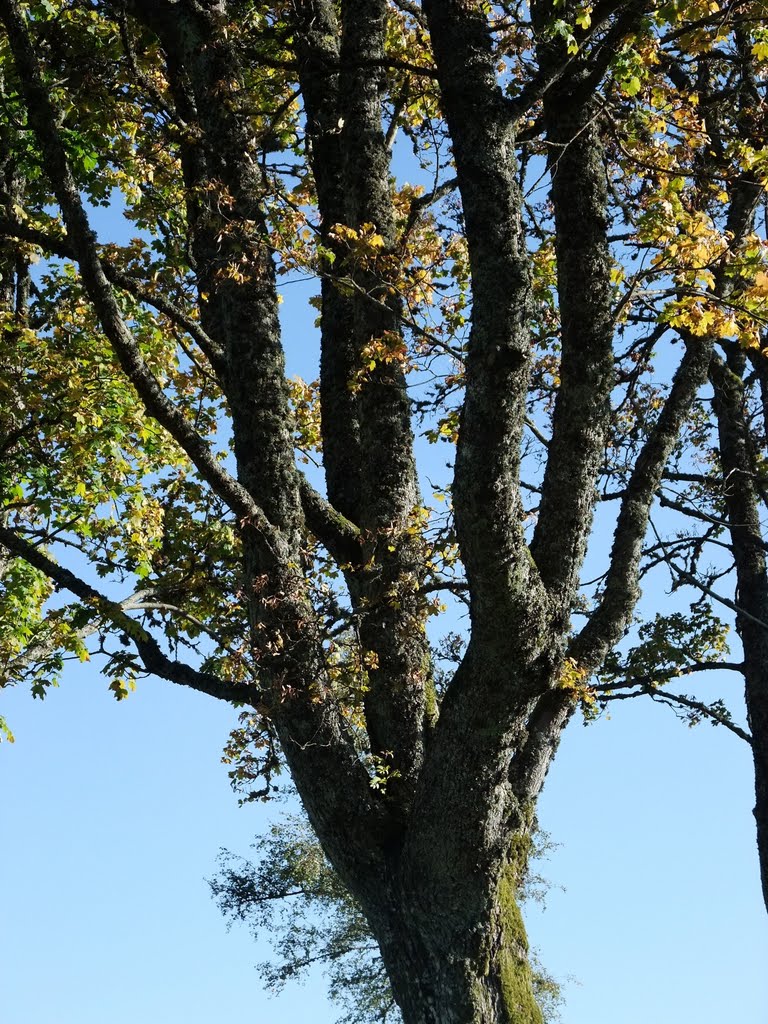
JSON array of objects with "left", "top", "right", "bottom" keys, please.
[{"left": 494, "top": 858, "right": 543, "bottom": 1024}]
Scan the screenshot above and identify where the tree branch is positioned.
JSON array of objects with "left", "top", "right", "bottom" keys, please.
[
  {"left": 512, "top": 0, "right": 648, "bottom": 120},
  {"left": 529, "top": 30, "right": 615, "bottom": 615},
  {"left": 424, "top": 0, "right": 548, "bottom": 646},
  {"left": 0, "top": 524, "right": 259, "bottom": 703},
  {"left": 602, "top": 683, "right": 752, "bottom": 745},
  {"left": 570, "top": 334, "right": 714, "bottom": 670},
  {"left": 600, "top": 659, "right": 746, "bottom": 691},
  {"left": 297, "top": 474, "right": 363, "bottom": 566},
  {"left": 0, "top": 215, "right": 224, "bottom": 364}
]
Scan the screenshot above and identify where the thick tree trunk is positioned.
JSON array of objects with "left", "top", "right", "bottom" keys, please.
[
  {"left": 382, "top": 927, "right": 543, "bottom": 1024},
  {"left": 360, "top": 839, "right": 543, "bottom": 1024}
]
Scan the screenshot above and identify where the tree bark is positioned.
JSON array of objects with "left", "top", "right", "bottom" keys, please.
[
  {"left": 379, "top": 902, "right": 543, "bottom": 1024},
  {"left": 354, "top": 825, "right": 544, "bottom": 1024},
  {"left": 710, "top": 350, "right": 768, "bottom": 913}
]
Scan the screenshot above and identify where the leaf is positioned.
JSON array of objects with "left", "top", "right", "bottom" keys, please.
[{"left": 575, "top": 6, "right": 592, "bottom": 28}]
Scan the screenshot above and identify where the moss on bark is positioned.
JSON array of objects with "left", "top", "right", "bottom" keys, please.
[
  {"left": 489, "top": 826, "right": 543, "bottom": 1024},
  {"left": 496, "top": 864, "right": 543, "bottom": 1024}
]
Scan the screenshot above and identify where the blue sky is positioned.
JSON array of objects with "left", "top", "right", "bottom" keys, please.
[{"left": 2, "top": 657, "right": 766, "bottom": 1023}]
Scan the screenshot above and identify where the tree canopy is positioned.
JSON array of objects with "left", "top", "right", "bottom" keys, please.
[{"left": 1, "top": 1, "right": 767, "bottom": 1022}]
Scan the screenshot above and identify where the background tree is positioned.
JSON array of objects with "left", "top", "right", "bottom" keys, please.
[{"left": 0, "top": 2, "right": 767, "bottom": 1023}]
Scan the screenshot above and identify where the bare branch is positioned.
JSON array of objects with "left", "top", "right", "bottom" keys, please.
[
  {"left": 600, "top": 659, "right": 745, "bottom": 691},
  {"left": 297, "top": 474, "right": 363, "bottom": 565},
  {"left": 651, "top": 524, "right": 768, "bottom": 634},
  {"left": 602, "top": 684, "right": 752, "bottom": 745}
]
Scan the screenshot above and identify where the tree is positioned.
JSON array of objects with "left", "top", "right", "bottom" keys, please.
[{"left": 0, "top": 1, "right": 767, "bottom": 1022}]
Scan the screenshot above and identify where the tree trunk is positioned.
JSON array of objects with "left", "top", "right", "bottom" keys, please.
[
  {"left": 383, "top": 935, "right": 543, "bottom": 1024},
  {"left": 710, "top": 350, "right": 768, "bottom": 913},
  {"left": 364, "top": 841, "right": 543, "bottom": 1024}
]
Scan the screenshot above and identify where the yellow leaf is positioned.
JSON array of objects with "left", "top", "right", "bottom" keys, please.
[{"left": 717, "top": 316, "right": 738, "bottom": 338}]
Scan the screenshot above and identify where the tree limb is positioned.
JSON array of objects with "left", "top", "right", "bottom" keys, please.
[
  {"left": 602, "top": 684, "right": 752, "bottom": 745},
  {"left": 297, "top": 474, "right": 363, "bottom": 566},
  {"left": 0, "top": 215, "right": 224, "bottom": 364},
  {"left": 0, "top": 524, "right": 259, "bottom": 703},
  {"left": 529, "top": 25, "right": 615, "bottom": 616},
  {"left": 570, "top": 334, "right": 715, "bottom": 670}
]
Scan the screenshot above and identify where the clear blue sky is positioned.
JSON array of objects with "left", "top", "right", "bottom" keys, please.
[
  {"left": 2, "top": 661, "right": 766, "bottom": 1023},
  {"left": 2, "top": 149, "right": 767, "bottom": 1024}
]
